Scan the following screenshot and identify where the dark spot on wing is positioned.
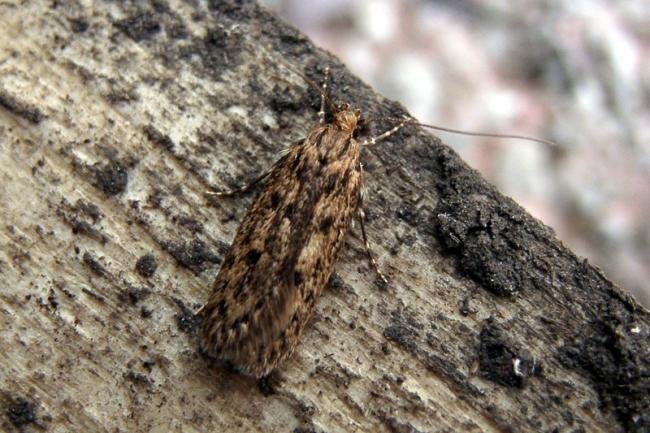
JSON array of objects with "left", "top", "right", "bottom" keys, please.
[
  {"left": 279, "top": 338, "right": 289, "bottom": 355},
  {"left": 214, "top": 279, "right": 228, "bottom": 293},
  {"left": 337, "top": 138, "right": 351, "bottom": 157},
  {"left": 270, "top": 192, "right": 281, "bottom": 208},
  {"left": 221, "top": 254, "right": 235, "bottom": 270},
  {"left": 233, "top": 283, "right": 246, "bottom": 301},
  {"left": 265, "top": 231, "right": 278, "bottom": 251},
  {"left": 217, "top": 299, "right": 228, "bottom": 316},
  {"left": 269, "top": 347, "right": 279, "bottom": 362},
  {"left": 324, "top": 174, "right": 337, "bottom": 193},
  {"left": 319, "top": 216, "right": 334, "bottom": 232},
  {"left": 240, "top": 225, "right": 254, "bottom": 247},
  {"left": 255, "top": 299, "right": 265, "bottom": 311},
  {"left": 245, "top": 249, "right": 261, "bottom": 266},
  {"left": 297, "top": 162, "right": 311, "bottom": 181},
  {"left": 283, "top": 203, "right": 295, "bottom": 219},
  {"left": 343, "top": 167, "right": 352, "bottom": 182},
  {"left": 294, "top": 271, "right": 303, "bottom": 285}
]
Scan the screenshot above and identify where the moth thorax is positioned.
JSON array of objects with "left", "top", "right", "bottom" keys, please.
[{"left": 335, "top": 108, "right": 360, "bottom": 136}]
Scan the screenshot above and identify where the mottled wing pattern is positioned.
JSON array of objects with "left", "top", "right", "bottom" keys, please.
[{"left": 200, "top": 123, "right": 362, "bottom": 377}]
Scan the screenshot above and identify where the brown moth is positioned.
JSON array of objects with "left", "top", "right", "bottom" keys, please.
[
  {"left": 198, "top": 67, "right": 554, "bottom": 378},
  {"left": 199, "top": 67, "right": 403, "bottom": 378}
]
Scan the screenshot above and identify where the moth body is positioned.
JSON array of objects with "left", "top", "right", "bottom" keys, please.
[{"left": 200, "top": 107, "right": 362, "bottom": 378}]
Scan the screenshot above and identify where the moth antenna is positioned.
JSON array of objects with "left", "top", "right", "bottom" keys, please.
[
  {"left": 366, "top": 116, "right": 558, "bottom": 148},
  {"left": 277, "top": 61, "right": 338, "bottom": 116}
]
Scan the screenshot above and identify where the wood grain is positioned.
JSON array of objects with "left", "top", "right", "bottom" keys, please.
[{"left": 0, "top": 1, "right": 647, "bottom": 432}]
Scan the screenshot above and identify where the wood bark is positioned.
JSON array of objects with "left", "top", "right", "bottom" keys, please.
[{"left": 0, "top": 1, "right": 647, "bottom": 432}]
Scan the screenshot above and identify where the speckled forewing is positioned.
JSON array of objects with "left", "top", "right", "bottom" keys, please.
[{"left": 200, "top": 124, "right": 362, "bottom": 377}]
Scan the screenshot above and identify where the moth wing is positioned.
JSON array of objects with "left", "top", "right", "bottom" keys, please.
[{"left": 201, "top": 126, "right": 361, "bottom": 375}]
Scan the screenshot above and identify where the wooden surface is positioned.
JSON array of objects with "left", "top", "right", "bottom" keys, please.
[{"left": 0, "top": 1, "right": 648, "bottom": 432}]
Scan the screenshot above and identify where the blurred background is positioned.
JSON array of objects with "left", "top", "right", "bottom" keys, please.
[{"left": 259, "top": 0, "right": 650, "bottom": 307}]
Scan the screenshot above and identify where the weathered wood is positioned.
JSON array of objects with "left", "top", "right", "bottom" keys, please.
[{"left": 0, "top": 1, "right": 647, "bottom": 432}]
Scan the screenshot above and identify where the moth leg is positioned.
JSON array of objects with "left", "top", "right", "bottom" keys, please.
[
  {"left": 206, "top": 170, "right": 271, "bottom": 198},
  {"left": 361, "top": 118, "right": 409, "bottom": 146},
  {"left": 257, "top": 370, "right": 285, "bottom": 396},
  {"left": 318, "top": 66, "right": 331, "bottom": 125},
  {"left": 195, "top": 303, "right": 208, "bottom": 316},
  {"left": 357, "top": 199, "right": 389, "bottom": 286}
]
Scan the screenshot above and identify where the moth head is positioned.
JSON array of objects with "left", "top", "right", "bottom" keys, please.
[{"left": 334, "top": 104, "right": 361, "bottom": 136}]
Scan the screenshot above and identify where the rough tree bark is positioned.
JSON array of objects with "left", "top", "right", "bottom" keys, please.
[{"left": 0, "top": 1, "right": 648, "bottom": 433}]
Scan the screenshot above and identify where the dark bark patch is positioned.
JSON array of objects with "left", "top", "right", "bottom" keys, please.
[
  {"left": 135, "top": 254, "right": 158, "bottom": 278},
  {"left": 143, "top": 124, "right": 175, "bottom": 150},
  {"left": 83, "top": 251, "right": 106, "bottom": 276},
  {"left": 94, "top": 160, "right": 129, "bottom": 195},
  {"left": 0, "top": 89, "right": 44, "bottom": 124},
  {"left": 478, "top": 319, "right": 541, "bottom": 388},
  {"left": 383, "top": 309, "right": 422, "bottom": 353},
  {"left": 162, "top": 239, "right": 221, "bottom": 274},
  {"left": 5, "top": 395, "right": 37, "bottom": 428},
  {"left": 557, "top": 317, "right": 650, "bottom": 432},
  {"left": 173, "top": 297, "right": 202, "bottom": 335},
  {"left": 114, "top": 11, "right": 161, "bottom": 41}
]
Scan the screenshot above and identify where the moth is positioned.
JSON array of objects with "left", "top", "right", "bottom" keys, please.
[
  {"left": 198, "top": 66, "right": 554, "bottom": 378},
  {"left": 199, "top": 67, "right": 405, "bottom": 378}
]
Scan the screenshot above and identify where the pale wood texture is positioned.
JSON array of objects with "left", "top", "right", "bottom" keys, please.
[{"left": 1, "top": 1, "right": 648, "bottom": 433}]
